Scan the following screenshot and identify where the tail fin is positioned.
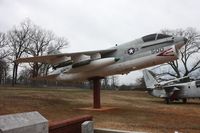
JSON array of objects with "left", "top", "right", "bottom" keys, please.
[
  {"left": 47, "top": 46, "right": 61, "bottom": 55},
  {"left": 142, "top": 69, "right": 158, "bottom": 89}
]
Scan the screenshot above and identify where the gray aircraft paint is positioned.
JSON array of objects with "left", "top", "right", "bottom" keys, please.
[
  {"left": 56, "top": 37, "right": 182, "bottom": 81},
  {"left": 16, "top": 33, "right": 186, "bottom": 82},
  {"left": 143, "top": 69, "right": 200, "bottom": 103}
]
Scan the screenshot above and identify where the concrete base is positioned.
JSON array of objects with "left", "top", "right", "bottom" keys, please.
[
  {"left": 82, "top": 121, "right": 94, "bottom": 133},
  {"left": 94, "top": 128, "right": 147, "bottom": 133},
  {"left": 77, "top": 107, "right": 119, "bottom": 112},
  {"left": 0, "top": 111, "right": 48, "bottom": 133}
]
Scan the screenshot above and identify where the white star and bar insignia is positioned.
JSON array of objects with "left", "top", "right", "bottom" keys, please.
[{"left": 128, "top": 48, "right": 135, "bottom": 55}]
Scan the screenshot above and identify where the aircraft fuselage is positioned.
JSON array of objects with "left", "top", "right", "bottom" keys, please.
[
  {"left": 172, "top": 81, "right": 200, "bottom": 99},
  {"left": 55, "top": 34, "right": 186, "bottom": 81}
]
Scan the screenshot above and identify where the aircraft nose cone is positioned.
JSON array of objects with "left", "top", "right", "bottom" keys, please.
[{"left": 174, "top": 37, "right": 187, "bottom": 50}]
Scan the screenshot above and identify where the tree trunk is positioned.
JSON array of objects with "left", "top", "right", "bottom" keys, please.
[
  {"left": 12, "top": 63, "right": 18, "bottom": 86},
  {"left": 4, "top": 69, "right": 7, "bottom": 84},
  {"left": 15, "top": 64, "right": 18, "bottom": 84},
  {"left": 12, "top": 63, "right": 16, "bottom": 86},
  {"left": 0, "top": 75, "right": 2, "bottom": 85}
]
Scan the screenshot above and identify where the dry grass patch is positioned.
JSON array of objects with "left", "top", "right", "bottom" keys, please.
[{"left": 1, "top": 86, "right": 200, "bottom": 132}]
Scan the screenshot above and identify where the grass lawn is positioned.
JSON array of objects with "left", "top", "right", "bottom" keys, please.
[{"left": 1, "top": 86, "right": 200, "bottom": 133}]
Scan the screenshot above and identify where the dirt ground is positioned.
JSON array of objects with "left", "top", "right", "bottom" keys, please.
[{"left": 0, "top": 86, "right": 200, "bottom": 133}]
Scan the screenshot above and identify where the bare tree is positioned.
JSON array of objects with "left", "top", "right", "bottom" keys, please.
[
  {"left": 0, "top": 60, "right": 8, "bottom": 84},
  {"left": 6, "top": 19, "right": 68, "bottom": 86},
  {"left": 41, "top": 37, "right": 68, "bottom": 76},
  {"left": 8, "top": 20, "right": 32, "bottom": 86},
  {"left": 0, "top": 32, "right": 9, "bottom": 59},
  {"left": 0, "top": 32, "right": 10, "bottom": 85},
  {"left": 47, "top": 37, "right": 68, "bottom": 54},
  {"left": 102, "top": 77, "right": 110, "bottom": 89},
  {"left": 26, "top": 25, "right": 54, "bottom": 78},
  {"left": 18, "top": 67, "right": 31, "bottom": 85},
  {"left": 26, "top": 26, "right": 68, "bottom": 78},
  {"left": 160, "top": 28, "right": 200, "bottom": 78},
  {"left": 110, "top": 75, "right": 119, "bottom": 89}
]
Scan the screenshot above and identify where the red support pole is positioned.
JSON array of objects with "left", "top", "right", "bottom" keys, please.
[{"left": 93, "top": 78, "right": 101, "bottom": 108}]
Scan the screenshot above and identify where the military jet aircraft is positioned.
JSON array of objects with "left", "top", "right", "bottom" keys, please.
[
  {"left": 143, "top": 69, "right": 200, "bottom": 104},
  {"left": 16, "top": 33, "right": 187, "bottom": 108},
  {"left": 16, "top": 33, "right": 187, "bottom": 81}
]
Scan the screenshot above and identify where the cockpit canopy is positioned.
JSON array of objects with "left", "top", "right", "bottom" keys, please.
[{"left": 142, "top": 33, "right": 172, "bottom": 42}]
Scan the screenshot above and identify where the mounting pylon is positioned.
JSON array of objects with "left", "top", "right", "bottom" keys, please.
[{"left": 92, "top": 78, "right": 102, "bottom": 108}]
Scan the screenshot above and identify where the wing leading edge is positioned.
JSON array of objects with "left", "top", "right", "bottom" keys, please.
[{"left": 15, "top": 48, "right": 117, "bottom": 64}]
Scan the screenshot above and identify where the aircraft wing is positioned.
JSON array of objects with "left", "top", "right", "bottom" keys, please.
[
  {"left": 15, "top": 48, "right": 117, "bottom": 65},
  {"left": 159, "top": 76, "right": 189, "bottom": 86},
  {"left": 163, "top": 84, "right": 185, "bottom": 89},
  {"left": 30, "top": 74, "right": 59, "bottom": 80}
]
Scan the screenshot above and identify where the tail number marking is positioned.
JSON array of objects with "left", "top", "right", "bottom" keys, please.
[{"left": 151, "top": 48, "right": 164, "bottom": 54}]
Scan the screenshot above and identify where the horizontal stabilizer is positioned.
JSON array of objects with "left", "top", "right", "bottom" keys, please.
[{"left": 159, "top": 76, "right": 189, "bottom": 86}]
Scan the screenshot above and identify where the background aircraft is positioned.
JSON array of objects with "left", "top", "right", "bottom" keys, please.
[
  {"left": 143, "top": 69, "right": 200, "bottom": 104},
  {"left": 16, "top": 33, "right": 187, "bottom": 81},
  {"left": 16, "top": 33, "right": 187, "bottom": 108}
]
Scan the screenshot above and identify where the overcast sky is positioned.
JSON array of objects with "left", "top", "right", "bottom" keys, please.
[{"left": 0, "top": 0, "right": 200, "bottom": 85}]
